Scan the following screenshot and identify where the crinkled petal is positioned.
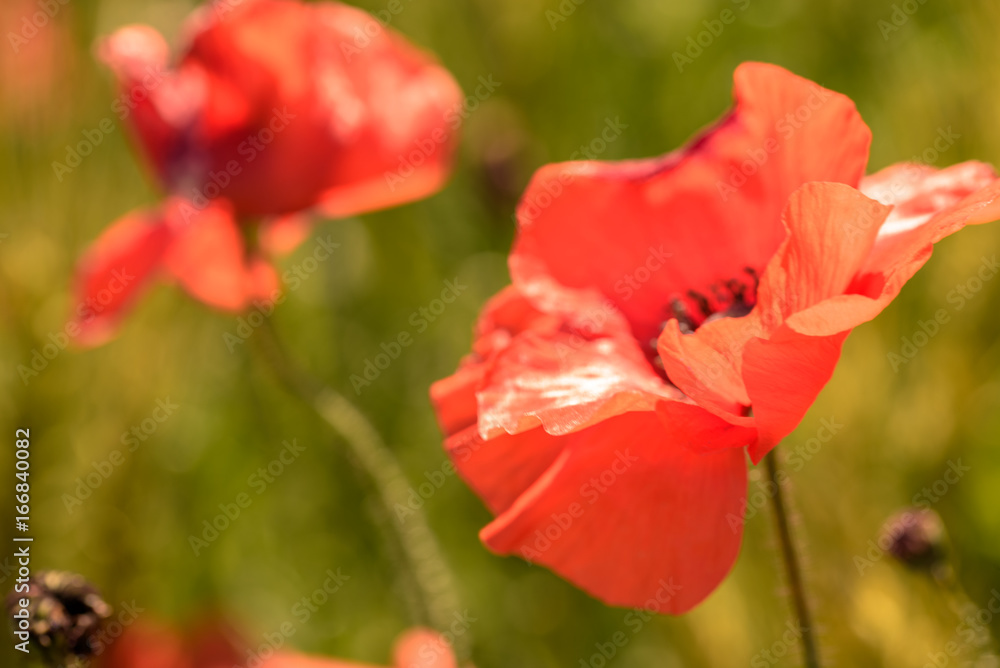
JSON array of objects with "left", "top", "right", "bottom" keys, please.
[
  {"left": 477, "top": 330, "right": 682, "bottom": 439},
  {"left": 786, "top": 161, "right": 1000, "bottom": 336}
]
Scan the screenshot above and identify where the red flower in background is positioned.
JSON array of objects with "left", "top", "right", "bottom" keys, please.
[
  {"left": 431, "top": 62, "right": 1000, "bottom": 612},
  {"left": 0, "top": 0, "right": 73, "bottom": 126},
  {"left": 96, "top": 620, "right": 244, "bottom": 668},
  {"left": 72, "top": 0, "right": 462, "bottom": 345},
  {"left": 98, "top": 622, "right": 461, "bottom": 668}
]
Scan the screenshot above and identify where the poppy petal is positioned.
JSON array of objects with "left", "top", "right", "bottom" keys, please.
[
  {"left": 477, "top": 329, "right": 682, "bottom": 439},
  {"left": 658, "top": 183, "right": 891, "bottom": 447},
  {"left": 479, "top": 411, "right": 748, "bottom": 613},
  {"left": 510, "top": 62, "right": 871, "bottom": 346},
  {"left": 98, "top": 25, "right": 205, "bottom": 189},
  {"left": 161, "top": 199, "right": 261, "bottom": 311},
  {"left": 743, "top": 328, "right": 849, "bottom": 462},
  {"left": 785, "top": 161, "right": 1000, "bottom": 337},
  {"left": 312, "top": 3, "right": 463, "bottom": 218},
  {"left": 259, "top": 213, "right": 314, "bottom": 257},
  {"left": 71, "top": 207, "right": 174, "bottom": 348},
  {"left": 444, "top": 424, "right": 569, "bottom": 516},
  {"left": 98, "top": 621, "right": 191, "bottom": 668},
  {"left": 430, "top": 285, "right": 558, "bottom": 439},
  {"left": 392, "top": 628, "right": 458, "bottom": 668},
  {"left": 262, "top": 653, "right": 375, "bottom": 668}
]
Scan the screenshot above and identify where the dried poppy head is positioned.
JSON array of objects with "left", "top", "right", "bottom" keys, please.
[
  {"left": 882, "top": 508, "right": 947, "bottom": 572},
  {"left": 6, "top": 570, "right": 112, "bottom": 665}
]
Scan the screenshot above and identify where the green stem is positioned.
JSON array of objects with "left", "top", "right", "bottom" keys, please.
[
  {"left": 252, "top": 318, "right": 467, "bottom": 658},
  {"left": 764, "top": 448, "right": 820, "bottom": 668},
  {"left": 933, "top": 562, "right": 999, "bottom": 660}
]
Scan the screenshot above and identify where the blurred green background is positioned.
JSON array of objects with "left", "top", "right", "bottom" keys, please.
[{"left": 2, "top": 0, "right": 1000, "bottom": 666}]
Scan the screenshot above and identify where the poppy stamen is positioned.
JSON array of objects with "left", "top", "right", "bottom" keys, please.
[{"left": 667, "top": 269, "right": 761, "bottom": 333}]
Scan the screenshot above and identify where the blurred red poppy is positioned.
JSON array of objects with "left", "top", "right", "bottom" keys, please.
[
  {"left": 431, "top": 62, "right": 1000, "bottom": 612},
  {"left": 96, "top": 620, "right": 244, "bottom": 668},
  {"left": 72, "top": 0, "right": 462, "bottom": 345},
  {"left": 98, "top": 622, "right": 460, "bottom": 668},
  {"left": 1, "top": 0, "right": 75, "bottom": 128}
]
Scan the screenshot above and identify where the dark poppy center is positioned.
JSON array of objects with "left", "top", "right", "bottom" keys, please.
[
  {"left": 646, "top": 266, "right": 761, "bottom": 381},
  {"left": 668, "top": 266, "right": 760, "bottom": 334}
]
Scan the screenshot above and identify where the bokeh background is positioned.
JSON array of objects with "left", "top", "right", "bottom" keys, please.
[{"left": 3, "top": 0, "right": 1000, "bottom": 666}]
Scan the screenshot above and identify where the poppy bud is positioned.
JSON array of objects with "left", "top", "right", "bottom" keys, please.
[
  {"left": 881, "top": 508, "right": 947, "bottom": 571},
  {"left": 6, "top": 570, "right": 112, "bottom": 664}
]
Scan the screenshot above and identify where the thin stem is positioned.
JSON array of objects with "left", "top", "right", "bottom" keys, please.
[
  {"left": 933, "top": 561, "right": 999, "bottom": 660},
  {"left": 252, "top": 318, "right": 467, "bottom": 658},
  {"left": 764, "top": 448, "right": 820, "bottom": 668}
]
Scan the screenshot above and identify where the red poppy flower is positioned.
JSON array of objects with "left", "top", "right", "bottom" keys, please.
[
  {"left": 96, "top": 620, "right": 244, "bottom": 668},
  {"left": 98, "top": 622, "right": 460, "bottom": 668},
  {"left": 431, "top": 62, "right": 1000, "bottom": 612},
  {"left": 263, "top": 628, "right": 460, "bottom": 668},
  {"left": 98, "top": 0, "right": 461, "bottom": 218},
  {"left": 72, "top": 0, "right": 462, "bottom": 345}
]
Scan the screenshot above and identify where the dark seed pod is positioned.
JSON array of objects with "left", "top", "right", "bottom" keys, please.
[
  {"left": 882, "top": 508, "right": 946, "bottom": 571},
  {"left": 6, "top": 571, "right": 112, "bottom": 665}
]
